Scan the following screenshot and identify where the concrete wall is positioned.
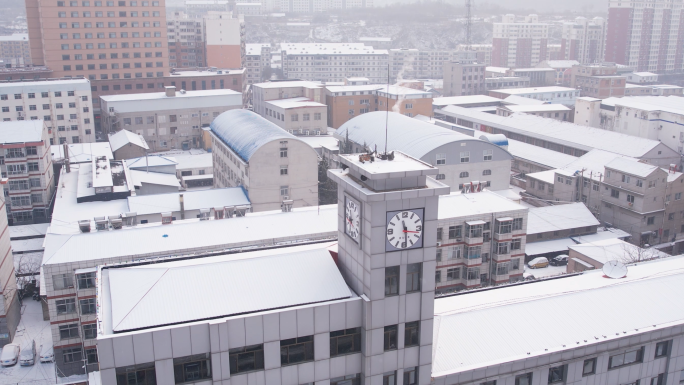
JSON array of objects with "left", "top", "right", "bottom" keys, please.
[{"left": 113, "top": 145, "right": 146, "bottom": 161}]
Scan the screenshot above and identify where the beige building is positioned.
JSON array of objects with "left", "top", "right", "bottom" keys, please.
[
  {"left": 245, "top": 43, "right": 271, "bottom": 84},
  {"left": 166, "top": 11, "right": 205, "bottom": 68},
  {"left": 25, "top": 0, "right": 171, "bottom": 80},
  {"left": 210, "top": 109, "right": 318, "bottom": 212},
  {"left": 1, "top": 120, "right": 55, "bottom": 224},
  {"left": 262, "top": 97, "right": 327, "bottom": 136},
  {"left": 0, "top": 78, "right": 95, "bottom": 145},
  {"left": 204, "top": 11, "right": 243, "bottom": 69},
  {"left": 443, "top": 53, "right": 486, "bottom": 97},
  {"left": 0, "top": 34, "right": 32, "bottom": 67},
  {"left": 251, "top": 80, "right": 325, "bottom": 116},
  {"left": 101, "top": 86, "right": 241, "bottom": 151}
]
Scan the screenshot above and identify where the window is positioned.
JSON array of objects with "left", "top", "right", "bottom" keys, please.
[
  {"left": 406, "top": 263, "right": 421, "bottom": 293},
  {"left": 512, "top": 218, "right": 523, "bottom": 231},
  {"left": 448, "top": 246, "right": 461, "bottom": 259},
  {"left": 647, "top": 216, "right": 655, "bottom": 225},
  {"left": 651, "top": 374, "right": 665, "bottom": 385},
  {"left": 28, "top": 162, "right": 39, "bottom": 172},
  {"left": 331, "top": 374, "right": 361, "bottom": 385},
  {"left": 677, "top": 193, "right": 683, "bottom": 201},
  {"left": 404, "top": 367, "right": 418, "bottom": 385},
  {"left": 515, "top": 373, "right": 533, "bottom": 385},
  {"left": 56, "top": 298, "right": 76, "bottom": 314},
  {"left": 582, "top": 358, "right": 596, "bottom": 376},
  {"left": 435, "top": 270, "right": 441, "bottom": 283},
  {"left": 404, "top": 321, "right": 419, "bottom": 347},
  {"left": 291, "top": 114, "right": 298, "bottom": 121},
  {"left": 655, "top": 341, "right": 670, "bottom": 358},
  {"left": 385, "top": 266, "right": 399, "bottom": 296},
  {"left": 466, "top": 246, "right": 481, "bottom": 259},
  {"left": 83, "top": 324, "right": 97, "bottom": 339},
  {"left": 483, "top": 149, "right": 493, "bottom": 161},
  {"left": 280, "top": 336, "right": 314, "bottom": 365},
  {"left": 280, "top": 186, "right": 288, "bottom": 196},
  {"left": 608, "top": 347, "right": 643, "bottom": 369},
  {"left": 482, "top": 169, "right": 491, "bottom": 176},
  {"left": 63, "top": 347, "right": 83, "bottom": 364},
  {"left": 436, "top": 174, "right": 445, "bottom": 180},
  {"left": 116, "top": 363, "right": 156, "bottom": 385},
  {"left": 548, "top": 365, "right": 565, "bottom": 384},
  {"left": 627, "top": 194, "right": 635, "bottom": 203},
  {"left": 77, "top": 272, "right": 96, "bottom": 289},
  {"left": 496, "top": 241, "right": 510, "bottom": 255},
  {"left": 174, "top": 353, "right": 212, "bottom": 383},
  {"left": 330, "top": 328, "right": 361, "bottom": 357},
  {"left": 436, "top": 153, "right": 446, "bottom": 165},
  {"left": 383, "top": 325, "right": 397, "bottom": 351},
  {"left": 80, "top": 298, "right": 96, "bottom": 314},
  {"left": 459, "top": 172, "right": 469, "bottom": 178},
  {"left": 314, "top": 113, "right": 321, "bottom": 120},
  {"left": 446, "top": 268, "right": 460, "bottom": 280},
  {"left": 280, "top": 147, "right": 287, "bottom": 157},
  {"left": 86, "top": 348, "right": 98, "bottom": 365},
  {"left": 383, "top": 371, "right": 397, "bottom": 385},
  {"left": 460, "top": 151, "right": 470, "bottom": 162},
  {"left": 611, "top": 189, "right": 620, "bottom": 198},
  {"left": 279, "top": 165, "right": 288, "bottom": 175},
  {"left": 622, "top": 174, "right": 631, "bottom": 183},
  {"left": 497, "top": 219, "right": 512, "bottom": 234},
  {"left": 52, "top": 273, "right": 74, "bottom": 290},
  {"left": 59, "top": 323, "right": 79, "bottom": 339},
  {"left": 229, "top": 345, "right": 264, "bottom": 374},
  {"left": 448, "top": 225, "right": 462, "bottom": 239}
]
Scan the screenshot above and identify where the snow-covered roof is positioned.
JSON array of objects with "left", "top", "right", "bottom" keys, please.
[
  {"left": 265, "top": 97, "right": 326, "bottom": 109},
  {"left": 129, "top": 170, "right": 180, "bottom": 188},
  {"left": 500, "top": 104, "right": 570, "bottom": 112},
  {"left": 439, "top": 106, "right": 675, "bottom": 159},
  {"left": 524, "top": 237, "right": 577, "bottom": 256},
  {"left": 169, "top": 152, "right": 212, "bottom": 170},
  {"left": 43, "top": 205, "right": 338, "bottom": 265},
  {"left": 246, "top": 43, "right": 270, "bottom": 55},
  {"left": 526, "top": 169, "right": 556, "bottom": 184},
  {"left": 9, "top": 223, "right": 49, "bottom": 240},
  {"left": 491, "top": 86, "right": 576, "bottom": 95},
  {"left": 51, "top": 143, "right": 114, "bottom": 163},
  {"left": 502, "top": 95, "right": 547, "bottom": 105},
  {"left": 605, "top": 157, "right": 660, "bottom": 177},
  {"left": 126, "top": 188, "right": 249, "bottom": 215},
  {"left": 125, "top": 155, "right": 177, "bottom": 168},
  {"left": 0, "top": 33, "right": 28, "bottom": 41},
  {"left": 631, "top": 72, "right": 658, "bottom": 77},
  {"left": 100, "top": 89, "right": 242, "bottom": 113},
  {"left": 432, "top": 255, "right": 684, "bottom": 377},
  {"left": 541, "top": 60, "right": 580, "bottom": 68},
  {"left": 559, "top": 149, "right": 633, "bottom": 181},
  {"left": 486, "top": 66, "right": 509, "bottom": 73},
  {"left": 438, "top": 191, "right": 526, "bottom": 219},
  {"left": 109, "top": 129, "right": 149, "bottom": 152},
  {"left": 0, "top": 78, "right": 91, "bottom": 94},
  {"left": 571, "top": 227, "right": 631, "bottom": 243},
  {"left": 254, "top": 80, "right": 323, "bottom": 89},
  {"left": 506, "top": 139, "right": 575, "bottom": 169},
  {"left": 336, "top": 111, "right": 510, "bottom": 160},
  {"left": 527, "top": 203, "right": 599, "bottom": 235},
  {"left": 0, "top": 120, "right": 44, "bottom": 144},
  {"left": 297, "top": 135, "right": 339, "bottom": 151},
  {"left": 568, "top": 238, "right": 668, "bottom": 265},
  {"left": 432, "top": 95, "right": 501, "bottom": 107},
  {"left": 600, "top": 96, "right": 684, "bottom": 116},
  {"left": 11, "top": 238, "right": 45, "bottom": 253},
  {"left": 101, "top": 244, "right": 351, "bottom": 333},
  {"left": 281, "top": 43, "right": 387, "bottom": 55},
  {"left": 210, "top": 109, "right": 299, "bottom": 163}
]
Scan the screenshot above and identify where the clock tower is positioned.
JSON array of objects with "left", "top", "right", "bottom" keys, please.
[{"left": 328, "top": 151, "right": 450, "bottom": 385}]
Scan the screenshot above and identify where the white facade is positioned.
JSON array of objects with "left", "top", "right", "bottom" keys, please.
[
  {"left": 492, "top": 14, "right": 549, "bottom": 68},
  {"left": 560, "top": 17, "right": 606, "bottom": 65},
  {"left": 0, "top": 33, "right": 32, "bottom": 67},
  {"left": 263, "top": 97, "right": 328, "bottom": 136},
  {"left": 626, "top": 72, "right": 659, "bottom": 84},
  {"left": 0, "top": 79, "right": 95, "bottom": 145},
  {"left": 489, "top": 86, "right": 579, "bottom": 106}
]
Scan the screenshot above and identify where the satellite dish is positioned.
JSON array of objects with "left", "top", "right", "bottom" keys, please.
[{"left": 603, "top": 260, "right": 628, "bottom": 279}]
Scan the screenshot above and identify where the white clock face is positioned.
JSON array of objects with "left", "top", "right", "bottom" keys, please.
[
  {"left": 386, "top": 209, "right": 424, "bottom": 251},
  {"left": 344, "top": 196, "right": 361, "bottom": 244}
]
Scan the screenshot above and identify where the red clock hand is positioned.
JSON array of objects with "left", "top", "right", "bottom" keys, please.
[{"left": 402, "top": 230, "right": 420, "bottom": 233}]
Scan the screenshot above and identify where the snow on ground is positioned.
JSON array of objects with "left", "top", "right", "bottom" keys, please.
[
  {"left": 524, "top": 263, "right": 567, "bottom": 279},
  {"left": 0, "top": 300, "right": 56, "bottom": 385}
]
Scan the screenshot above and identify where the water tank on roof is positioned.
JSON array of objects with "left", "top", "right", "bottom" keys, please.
[{"left": 478, "top": 133, "right": 509, "bottom": 150}]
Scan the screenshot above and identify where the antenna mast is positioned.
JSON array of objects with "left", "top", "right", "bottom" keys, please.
[
  {"left": 384, "top": 62, "right": 390, "bottom": 154},
  {"left": 465, "top": 0, "right": 473, "bottom": 49}
]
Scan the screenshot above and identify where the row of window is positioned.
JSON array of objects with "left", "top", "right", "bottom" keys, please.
[
  {"left": 1, "top": 92, "right": 82, "bottom": 99},
  {"left": 384, "top": 263, "right": 422, "bottom": 296},
  {"left": 289, "top": 112, "right": 322, "bottom": 121},
  {"left": 435, "top": 150, "right": 493, "bottom": 165},
  {"left": 436, "top": 259, "right": 521, "bottom": 283},
  {"left": 70, "top": 71, "right": 164, "bottom": 79},
  {"left": 53, "top": 271, "right": 95, "bottom": 290},
  {"left": 55, "top": 297, "right": 96, "bottom": 315},
  {"left": 6, "top": 162, "right": 40, "bottom": 175},
  {"left": 8, "top": 178, "right": 42, "bottom": 191},
  {"left": 438, "top": 218, "right": 523, "bottom": 240},
  {"left": 58, "top": 21, "right": 162, "bottom": 28},
  {"left": 58, "top": 0, "right": 160, "bottom": 6},
  {"left": 58, "top": 10, "right": 160, "bottom": 17},
  {"left": 436, "top": 239, "right": 522, "bottom": 261},
  {"left": 63, "top": 346, "right": 98, "bottom": 366},
  {"left": 2, "top": 105, "right": 88, "bottom": 112}
]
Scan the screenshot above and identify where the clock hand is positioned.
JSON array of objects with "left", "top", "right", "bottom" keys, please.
[{"left": 402, "top": 230, "right": 420, "bottom": 233}]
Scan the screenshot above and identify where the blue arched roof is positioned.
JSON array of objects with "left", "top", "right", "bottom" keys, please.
[{"left": 210, "top": 109, "right": 296, "bottom": 162}]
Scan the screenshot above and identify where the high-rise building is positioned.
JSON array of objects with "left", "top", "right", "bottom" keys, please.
[
  {"left": 605, "top": 0, "right": 684, "bottom": 73},
  {"left": 281, "top": 43, "right": 388, "bottom": 83},
  {"left": 0, "top": 34, "right": 33, "bottom": 67},
  {"left": 167, "top": 11, "right": 205, "bottom": 68},
  {"left": 25, "top": 0, "right": 171, "bottom": 80},
  {"left": 492, "top": 14, "right": 549, "bottom": 68},
  {"left": 560, "top": 17, "right": 606, "bottom": 64},
  {"left": 203, "top": 11, "right": 244, "bottom": 69},
  {"left": 442, "top": 52, "right": 486, "bottom": 97}
]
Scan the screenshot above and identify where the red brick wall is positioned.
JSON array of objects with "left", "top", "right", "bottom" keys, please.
[
  {"left": 638, "top": 8, "right": 655, "bottom": 71},
  {"left": 658, "top": 9, "right": 672, "bottom": 72},
  {"left": 605, "top": 7, "right": 633, "bottom": 65},
  {"left": 491, "top": 38, "right": 508, "bottom": 67},
  {"left": 676, "top": 10, "right": 684, "bottom": 71},
  {"left": 516, "top": 38, "right": 532, "bottom": 68}
]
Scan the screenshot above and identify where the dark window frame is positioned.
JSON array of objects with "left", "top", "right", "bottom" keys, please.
[
  {"left": 228, "top": 344, "right": 264, "bottom": 375},
  {"left": 330, "top": 327, "right": 361, "bottom": 357},
  {"left": 173, "top": 353, "right": 212, "bottom": 384},
  {"left": 383, "top": 325, "right": 398, "bottom": 351},
  {"left": 404, "top": 321, "right": 419, "bottom": 347},
  {"left": 280, "top": 336, "right": 314, "bottom": 366}
]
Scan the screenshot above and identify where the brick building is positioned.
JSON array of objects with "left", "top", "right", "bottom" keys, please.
[{"left": 492, "top": 14, "right": 549, "bottom": 68}]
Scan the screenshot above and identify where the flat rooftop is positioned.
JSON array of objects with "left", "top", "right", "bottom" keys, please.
[
  {"left": 126, "top": 188, "right": 249, "bottom": 215},
  {"left": 266, "top": 97, "right": 326, "bottom": 109},
  {"left": 527, "top": 203, "right": 599, "bottom": 235},
  {"left": 100, "top": 243, "right": 351, "bottom": 333},
  {"left": 50, "top": 142, "right": 113, "bottom": 164},
  {"left": 601, "top": 95, "right": 684, "bottom": 116},
  {"left": 0, "top": 120, "right": 44, "bottom": 144},
  {"left": 438, "top": 190, "right": 527, "bottom": 219},
  {"left": 501, "top": 104, "right": 570, "bottom": 112},
  {"left": 280, "top": 42, "right": 387, "bottom": 55},
  {"left": 433, "top": 255, "right": 684, "bottom": 377},
  {"left": 491, "top": 86, "right": 576, "bottom": 95},
  {"left": 568, "top": 238, "right": 668, "bottom": 265},
  {"left": 170, "top": 69, "right": 245, "bottom": 77},
  {"left": 432, "top": 95, "right": 502, "bottom": 107},
  {"left": 338, "top": 151, "right": 437, "bottom": 178},
  {"left": 254, "top": 80, "right": 323, "bottom": 89},
  {"left": 506, "top": 139, "right": 575, "bottom": 169}
]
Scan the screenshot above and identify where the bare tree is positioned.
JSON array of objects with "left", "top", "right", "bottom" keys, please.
[
  {"left": 620, "top": 243, "right": 663, "bottom": 264},
  {"left": 14, "top": 253, "right": 42, "bottom": 293}
]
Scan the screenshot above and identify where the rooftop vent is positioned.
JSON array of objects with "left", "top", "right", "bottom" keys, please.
[
  {"left": 121, "top": 212, "right": 137, "bottom": 227},
  {"left": 199, "top": 208, "right": 211, "bottom": 221},
  {"left": 109, "top": 217, "right": 123, "bottom": 230},
  {"left": 224, "top": 206, "right": 235, "bottom": 218},
  {"left": 214, "top": 207, "right": 225, "bottom": 220},
  {"left": 94, "top": 216, "right": 108, "bottom": 231},
  {"left": 281, "top": 199, "right": 294, "bottom": 212},
  {"left": 235, "top": 205, "right": 250, "bottom": 217},
  {"left": 78, "top": 220, "right": 91, "bottom": 233},
  {"left": 161, "top": 212, "right": 173, "bottom": 225}
]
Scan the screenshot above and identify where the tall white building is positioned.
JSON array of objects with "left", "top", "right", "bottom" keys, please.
[
  {"left": 281, "top": 43, "right": 388, "bottom": 83},
  {"left": 492, "top": 14, "right": 549, "bottom": 68},
  {"left": 0, "top": 79, "right": 95, "bottom": 145},
  {"left": 245, "top": 43, "right": 271, "bottom": 84},
  {"left": 560, "top": 17, "right": 606, "bottom": 64}
]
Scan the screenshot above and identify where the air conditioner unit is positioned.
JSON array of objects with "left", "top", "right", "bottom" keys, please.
[
  {"left": 282, "top": 195, "right": 289, "bottom": 200},
  {"left": 437, "top": 242, "right": 442, "bottom": 246}
]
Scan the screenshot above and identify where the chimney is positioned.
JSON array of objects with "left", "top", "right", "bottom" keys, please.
[
  {"left": 63, "top": 143, "right": 70, "bottom": 173},
  {"left": 165, "top": 86, "right": 176, "bottom": 97},
  {"left": 179, "top": 193, "right": 185, "bottom": 220}
]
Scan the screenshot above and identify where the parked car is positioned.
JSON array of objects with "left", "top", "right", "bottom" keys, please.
[
  {"left": 0, "top": 343, "right": 20, "bottom": 366},
  {"left": 19, "top": 340, "right": 36, "bottom": 366},
  {"left": 549, "top": 255, "right": 569, "bottom": 266},
  {"left": 39, "top": 346, "right": 54, "bottom": 363},
  {"left": 528, "top": 257, "right": 549, "bottom": 269}
]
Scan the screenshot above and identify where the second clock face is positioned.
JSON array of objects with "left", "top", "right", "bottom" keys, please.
[
  {"left": 386, "top": 209, "right": 424, "bottom": 252},
  {"left": 344, "top": 195, "right": 361, "bottom": 245}
]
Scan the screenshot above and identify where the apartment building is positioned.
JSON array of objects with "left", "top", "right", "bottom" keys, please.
[
  {"left": 605, "top": 0, "right": 684, "bottom": 72},
  {"left": 335, "top": 112, "right": 514, "bottom": 192},
  {"left": 0, "top": 180, "right": 19, "bottom": 348},
  {"left": 489, "top": 86, "right": 579, "bottom": 106},
  {"left": 559, "top": 17, "right": 606, "bottom": 65},
  {"left": 0, "top": 79, "right": 95, "bottom": 145},
  {"left": 166, "top": 11, "right": 205, "bottom": 68},
  {"left": 251, "top": 80, "right": 325, "bottom": 117},
  {"left": 204, "top": 11, "right": 244, "bottom": 69},
  {"left": 484, "top": 76, "right": 530, "bottom": 92},
  {"left": 575, "top": 96, "right": 684, "bottom": 156},
  {"left": 245, "top": 43, "right": 271, "bottom": 84},
  {"left": 25, "top": 0, "right": 171, "bottom": 80},
  {"left": 435, "top": 190, "right": 527, "bottom": 294},
  {"left": 0, "top": 34, "right": 32, "bottom": 67},
  {"left": 326, "top": 83, "right": 433, "bottom": 128},
  {"left": 626, "top": 72, "right": 659, "bottom": 84},
  {"left": 492, "top": 14, "right": 549, "bottom": 68},
  {"left": 0, "top": 120, "right": 55, "bottom": 224},
  {"left": 280, "top": 43, "right": 388, "bottom": 84},
  {"left": 442, "top": 55, "right": 486, "bottom": 97},
  {"left": 389, "top": 48, "right": 459, "bottom": 79},
  {"left": 458, "top": 44, "right": 492, "bottom": 66},
  {"left": 261, "top": 97, "right": 327, "bottom": 136},
  {"left": 101, "top": 86, "right": 241, "bottom": 151},
  {"left": 536, "top": 59, "right": 580, "bottom": 85},
  {"left": 210, "top": 109, "right": 318, "bottom": 212}
]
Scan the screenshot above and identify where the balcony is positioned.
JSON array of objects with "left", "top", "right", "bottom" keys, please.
[
  {"left": 493, "top": 231, "right": 513, "bottom": 242},
  {"left": 465, "top": 221, "right": 485, "bottom": 245}
]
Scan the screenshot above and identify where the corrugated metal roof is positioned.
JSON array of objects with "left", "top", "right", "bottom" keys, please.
[
  {"left": 507, "top": 139, "right": 575, "bottom": 169},
  {"left": 433, "top": 256, "right": 684, "bottom": 377},
  {"left": 605, "top": 157, "right": 659, "bottom": 177},
  {"left": 210, "top": 109, "right": 297, "bottom": 162},
  {"left": 106, "top": 246, "right": 351, "bottom": 332},
  {"left": 527, "top": 203, "right": 600, "bottom": 234},
  {"left": 336, "top": 112, "right": 491, "bottom": 159}
]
